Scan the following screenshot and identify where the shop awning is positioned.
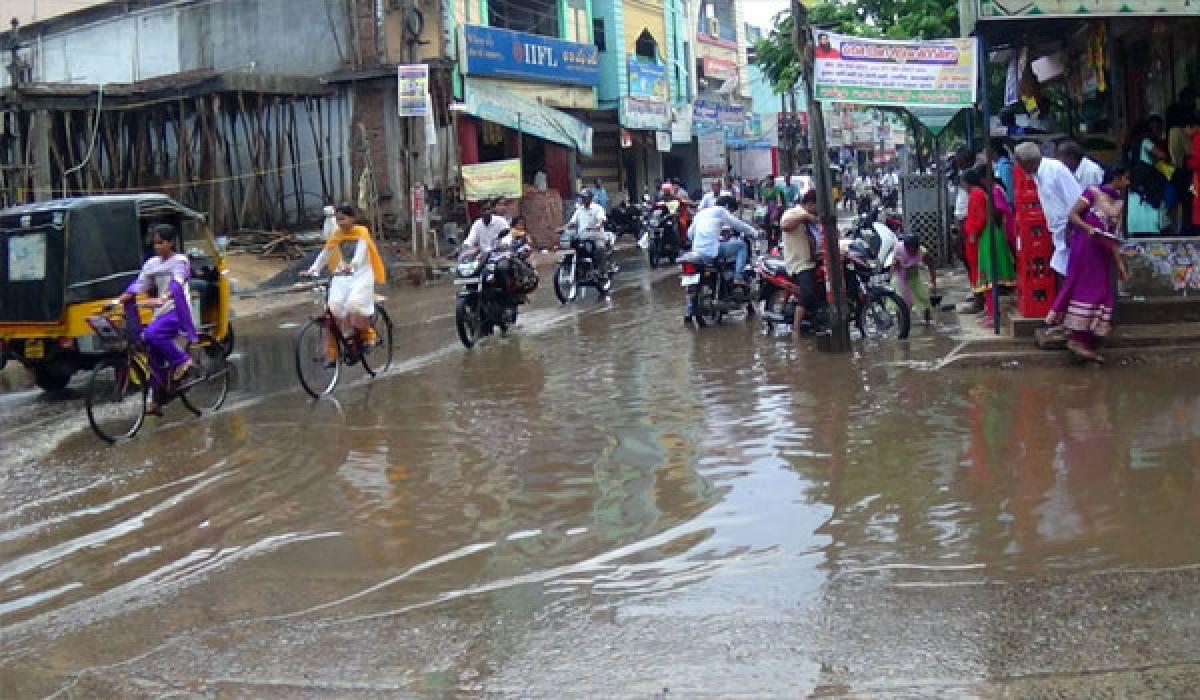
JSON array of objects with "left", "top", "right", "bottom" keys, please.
[{"left": 463, "top": 79, "right": 594, "bottom": 157}]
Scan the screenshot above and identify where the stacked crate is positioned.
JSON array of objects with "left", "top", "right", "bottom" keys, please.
[{"left": 1012, "top": 165, "right": 1057, "bottom": 318}]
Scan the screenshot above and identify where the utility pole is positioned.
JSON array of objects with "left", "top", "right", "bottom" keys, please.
[{"left": 792, "top": 0, "right": 850, "bottom": 352}]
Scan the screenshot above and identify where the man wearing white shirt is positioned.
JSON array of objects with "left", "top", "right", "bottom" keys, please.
[
  {"left": 1058, "top": 141, "right": 1105, "bottom": 188},
  {"left": 1015, "top": 141, "right": 1083, "bottom": 278},
  {"left": 565, "top": 189, "right": 613, "bottom": 272},
  {"left": 464, "top": 201, "right": 510, "bottom": 250}
]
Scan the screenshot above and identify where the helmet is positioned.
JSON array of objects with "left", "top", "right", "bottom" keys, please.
[{"left": 660, "top": 182, "right": 674, "bottom": 195}]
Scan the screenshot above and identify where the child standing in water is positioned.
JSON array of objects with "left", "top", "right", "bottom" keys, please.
[{"left": 893, "top": 235, "right": 938, "bottom": 323}]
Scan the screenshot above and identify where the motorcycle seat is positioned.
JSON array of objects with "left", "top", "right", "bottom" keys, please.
[{"left": 678, "top": 251, "right": 713, "bottom": 266}]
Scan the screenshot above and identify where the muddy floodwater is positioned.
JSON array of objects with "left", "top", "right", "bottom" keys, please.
[{"left": 3, "top": 262, "right": 1200, "bottom": 698}]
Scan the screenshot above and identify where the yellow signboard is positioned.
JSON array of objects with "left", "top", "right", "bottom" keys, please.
[{"left": 461, "top": 159, "right": 523, "bottom": 202}]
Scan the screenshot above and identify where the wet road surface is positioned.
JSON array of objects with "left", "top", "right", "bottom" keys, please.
[{"left": 3, "top": 258, "right": 1200, "bottom": 698}]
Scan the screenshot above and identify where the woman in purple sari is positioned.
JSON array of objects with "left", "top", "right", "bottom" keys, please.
[{"left": 1045, "top": 165, "right": 1130, "bottom": 362}]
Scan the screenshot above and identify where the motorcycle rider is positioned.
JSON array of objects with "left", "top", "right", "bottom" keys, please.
[
  {"left": 565, "top": 188, "right": 614, "bottom": 274},
  {"left": 685, "top": 195, "right": 758, "bottom": 321},
  {"left": 463, "top": 200, "right": 509, "bottom": 251},
  {"left": 780, "top": 189, "right": 823, "bottom": 338}
]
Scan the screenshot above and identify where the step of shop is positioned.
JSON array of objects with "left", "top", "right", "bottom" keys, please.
[
  {"left": 1114, "top": 297, "right": 1200, "bottom": 324},
  {"left": 1033, "top": 322, "right": 1200, "bottom": 350}
]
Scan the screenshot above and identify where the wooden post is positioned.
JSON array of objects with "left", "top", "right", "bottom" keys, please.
[{"left": 30, "top": 109, "right": 52, "bottom": 201}]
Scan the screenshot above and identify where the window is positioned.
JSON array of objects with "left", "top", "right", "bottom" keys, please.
[
  {"left": 488, "top": 0, "right": 559, "bottom": 38},
  {"left": 698, "top": 0, "right": 736, "bottom": 42},
  {"left": 566, "top": 0, "right": 589, "bottom": 43},
  {"left": 635, "top": 30, "right": 659, "bottom": 62},
  {"left": 593, "top": 18, "right": 606, "bottom": 52}
]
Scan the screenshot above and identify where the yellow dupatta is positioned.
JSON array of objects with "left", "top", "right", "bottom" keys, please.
[{"left": 323, "top": 224, "right": 387, "bottom": 283}]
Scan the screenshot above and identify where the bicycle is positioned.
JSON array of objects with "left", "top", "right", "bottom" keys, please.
[
  {"left": 294, "top": 278, "right": 394, "bottom": 398},
  {"left": 84, "top": 301, "right": 232, "bottom": 443}
]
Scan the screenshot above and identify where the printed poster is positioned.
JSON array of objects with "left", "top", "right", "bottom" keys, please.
[
  {"left": 8, "top": 233, "right": 46, "bottom": 281},
  {"left": 461, "top": 159, "right": 522, "bottom": 202},
  {"left": 812, "top": 31, "right": 977, "bottom": 109},
  {"left": 398, "top": 64, "right": 429, "bottom": 117},
  {"left": 699, "top": 131, "right": 726, "bottom": 177}
]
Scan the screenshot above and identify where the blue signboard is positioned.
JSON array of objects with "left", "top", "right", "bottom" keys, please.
[
  {"left": 628, "top": 58, "right": 668, "bottom": 100},
  {"left": 463, "top": 25, "right": 600, "bottom": 87}
]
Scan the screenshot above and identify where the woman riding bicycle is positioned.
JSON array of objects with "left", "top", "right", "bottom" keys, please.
[
  {"left": 302, "top": 205, "right": 387, "bottom": 361},
  {"left": 118, "top": 223, "right": 198, "bottom": 415}
]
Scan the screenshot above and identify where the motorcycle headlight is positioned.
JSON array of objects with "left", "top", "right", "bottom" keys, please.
[{"left": 457, "top": 261, "right": 481, "bottom": 277}]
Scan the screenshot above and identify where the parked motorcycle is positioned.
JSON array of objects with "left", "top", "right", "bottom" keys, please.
[
  {"left": 758, "top": 236, "right": 910, "bottom": 340},
  {"left": 454, "top": 242, "right": 530, "bottom": 348},
  {"left": 554, "top": 226, "right": 614, "bottom": 303},
  {"left": 679, "top": 229, "right": 760, "bottom": 327}
]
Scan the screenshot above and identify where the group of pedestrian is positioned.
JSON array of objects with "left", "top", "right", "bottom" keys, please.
[{"left": 958, "top": 133, "right": 1133, "bottom": 362}]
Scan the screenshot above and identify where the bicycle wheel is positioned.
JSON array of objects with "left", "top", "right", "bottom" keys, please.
[
  {"left": 361, "top": 307, "right": 394, "bottom": 375},
  {"left": 295, "top": 318, "right": 341, "bottom": 398},
  {"left": 180, "top": 334, "right": 231, "bottom": 415},
  {"left": 86, "top": 355, "right": 148, "bottom": 443}
]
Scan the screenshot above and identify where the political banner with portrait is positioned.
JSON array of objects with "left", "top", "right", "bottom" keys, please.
[{"left": 811, "top": 31, "right": 977, "bottom": 109}]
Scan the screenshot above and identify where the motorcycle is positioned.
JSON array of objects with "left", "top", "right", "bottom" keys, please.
[
  {"left": 606, "top": 199, "right": 643, "bottom": 240},
  {"left": 758, "top": 234, "right": 910, "bottom": 341},
  {"left": 644, "top": 203, "right": 685, "bottom": 269},
  {"left": 554, "top": 226, "right": 614, "bottom": 303},
  {"left": 453, "top": 240, "right": 531, "bottom": 348},
  {"left": 679, "top": 228, "right": 760, "bottom": 327}
]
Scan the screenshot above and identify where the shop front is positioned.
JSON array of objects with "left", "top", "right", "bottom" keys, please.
[
  {"left": 619, "top": 95, "right": 672, "bottom": 199},
  {"left": 456, "top": 23, "right": 599, "bottom": 246},
  {"left": 965, "top": 0, "right": 1200, "bottom": 297}
]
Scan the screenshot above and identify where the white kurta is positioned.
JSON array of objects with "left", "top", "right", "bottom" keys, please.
[{"left": 308, "top": 239, "right": 375, "bottom": 317}]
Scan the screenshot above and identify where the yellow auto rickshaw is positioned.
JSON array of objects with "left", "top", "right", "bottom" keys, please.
[{"left": 0, "top": 194, "right": 233, "bottom": 392}]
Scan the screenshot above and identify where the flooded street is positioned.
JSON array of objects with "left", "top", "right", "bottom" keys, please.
[{"left": 4, "top": 259, "right": 1200, "bottom": 698}]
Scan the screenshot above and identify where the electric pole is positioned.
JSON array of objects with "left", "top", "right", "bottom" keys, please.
[{"left": 792, "top": 0, "right": 850, "bottom": 352}]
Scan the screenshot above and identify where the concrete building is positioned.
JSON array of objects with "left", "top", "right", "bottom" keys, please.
[
  {"left": 0, "top": 0, "right": 360, "bottom": 234},
  {"left": 0, "top": 0, "right": 107, "bottom": 25}
]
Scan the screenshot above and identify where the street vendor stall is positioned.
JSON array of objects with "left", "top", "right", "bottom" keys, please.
[{"left": 964, "top": 0, "right": 1200, "bottom": 298}]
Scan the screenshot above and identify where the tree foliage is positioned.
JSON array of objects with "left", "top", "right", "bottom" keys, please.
[{"left": 753, "top": 0, "right": 960, "bottom": 93}]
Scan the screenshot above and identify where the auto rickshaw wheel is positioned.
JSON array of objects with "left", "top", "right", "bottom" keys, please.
[
  {"left": 220, "top": 322, "right": 235, "bottom": 358},
  {"left": 33, "top": 364, "right": 72, "bottom": 393}
]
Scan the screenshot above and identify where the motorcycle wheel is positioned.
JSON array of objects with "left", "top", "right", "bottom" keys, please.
[
  {"left": 455, "top": 294, "right": 482, "bottom": 349},
  {"left": 856, "top": 290, "right": 911, "bottom": 341},
  {"left": 553, "top": 261, "right": 577, "bottom": 304},
  {"left": 552, "top": 256, "right": 576, "bottom": 301},
  {"left": 693, "top": 283, "right": 722, "bottom": 328},
  {"left": 762, "top": 287, "right": 789, "bottom": 334},
  {"left": 647, "top": 240, "right": 661, "bottom": 269}
]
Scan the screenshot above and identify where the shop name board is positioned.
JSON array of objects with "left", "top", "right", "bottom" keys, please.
[
  {"left": 621, "top": 97, "right": 670, "bottom": 131},
  {"left": 462, "top": 25, "right": 599, "bottom": 87},
  {"left": 702, "top": 57, "right": 739, "bottom": 82},
  {"left": 628, "top": 58, "right": 669, "bottom": 100},
  {"left": 979, "top": 0, "right": 1200, "bottom": 16},
  {"left": 692, "top": 100, "right": 745, "bottom": 134}
]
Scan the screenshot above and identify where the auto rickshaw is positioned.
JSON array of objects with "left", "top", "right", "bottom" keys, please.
[{"left": 0, "top": 194, "right": 233, "bottom": 392}]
